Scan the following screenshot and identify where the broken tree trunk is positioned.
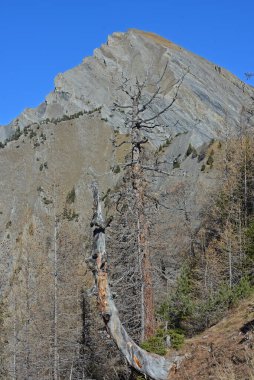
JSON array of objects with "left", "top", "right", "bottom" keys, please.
[{"left": 90, "top": 183, "right": 183, "bottom": 380}]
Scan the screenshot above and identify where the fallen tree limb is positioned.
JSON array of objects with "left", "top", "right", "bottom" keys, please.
[{"left": 90, "top": 182, "right": 184, "bottom": 380}]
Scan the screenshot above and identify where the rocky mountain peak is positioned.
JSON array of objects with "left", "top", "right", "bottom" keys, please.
[{"left": 1, "top": 29, "right": 253, "bottom": 146}]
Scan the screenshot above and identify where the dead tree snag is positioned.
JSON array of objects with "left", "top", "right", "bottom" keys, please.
[
  {"left": 90, "top": 182, "right": 183, "bottom": 380},
  {"left": 112, "top": 66, "right": 188, "bottom": 340}
]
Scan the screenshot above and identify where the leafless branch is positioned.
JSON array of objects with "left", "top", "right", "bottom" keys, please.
[
  {"left": 138, "top": 87, "right": 161, "bottom": 113},
  {"left": 142, "top": 165, "right": 188, "bottom": 177},
  {"left": 142, "top": 123, "right": 161, "bottom": 130},
  {"left": 113, "top": 140, "right": 131, "bottom": 148},
  {"left": 143, "top": 85, "right": 178, "bottom": 122},
  {"left": 143, "top": 69, "right": 188, "bottom": 123},
  {"left": 113, "top": 102, "right": 132, "bottom": 109},
  {"left": 156, "top": 62, "right": 169, "bottom": 86}
]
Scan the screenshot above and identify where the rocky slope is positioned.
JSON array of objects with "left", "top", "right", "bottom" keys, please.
[{"left": 0, "top": 29, "right": 254, "bottom": 379}]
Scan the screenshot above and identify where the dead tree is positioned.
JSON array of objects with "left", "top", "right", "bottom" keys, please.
[
  {"left": 90, "top": 183, "right": 183, "bottom": 380},
  {"left": 111, "top": 66, "right": 187, "bottom": 340}
]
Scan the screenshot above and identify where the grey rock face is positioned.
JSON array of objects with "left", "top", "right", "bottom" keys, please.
[{"left": 1, "top": 29, "right": 254, "bottom": 146}]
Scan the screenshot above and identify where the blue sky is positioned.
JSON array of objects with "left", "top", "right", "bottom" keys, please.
[{"left": 0, "top": 0, "right": 253, "bottom": 125}]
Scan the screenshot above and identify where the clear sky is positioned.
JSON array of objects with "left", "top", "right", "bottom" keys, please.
[{"left": 0, "top": 0, "right": 253, "bottom": 125}]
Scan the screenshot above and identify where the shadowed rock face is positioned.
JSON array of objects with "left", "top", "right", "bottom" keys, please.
[{"left": 0, "top": 30, "right": 253, "bottom": 379}]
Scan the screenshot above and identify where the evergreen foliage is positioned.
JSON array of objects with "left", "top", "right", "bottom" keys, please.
[
  {"left": 159, "top": 137, "right": 254, "bottom": 337},
  {"left": 140, "top": 332, "right": 167, "bottom": 355}
]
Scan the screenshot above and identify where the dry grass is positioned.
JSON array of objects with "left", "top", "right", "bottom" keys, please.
[
  {"left": 215, "top": 362, "right": 237, "bottom": 380},
  {"left": 215, "top": 356, "right": 254, "bottom": 380},
  {"left": 130, "top": 29, "right": 182, "bottom": 50},
  {"left": 170, "top": 294, "right": 254, "bottom": 380}
]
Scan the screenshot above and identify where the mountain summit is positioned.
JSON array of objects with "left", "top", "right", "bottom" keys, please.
[{"left": 1, "top": 29, "right": 253, "bottom": 144}]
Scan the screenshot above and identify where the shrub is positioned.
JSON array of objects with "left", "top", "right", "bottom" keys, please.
[
  {"left": 164, "top": 138, "right": 171, "bottom": 146},
  {"left": 157, "top": 138, "right": 172, "bottom": 153},
  {"left": 12, "top": 127, "right": 22, "bottom": 141},
  {"left": 43, "top": 197, "right": 52, "bottom": 205},
  {"left": 158, "top": 266, "right": 194, "bottom": 334},
  {"left": 167, "top": 267, "right": 194, "bottom": 329},
  {"left": 186, "top": 143, "right": 198, "bottom": 158},
  {"left": 102, "top": 188, "right": 111, "bottom": 202},
  {"left": 112, "top": 165, "right": 121, "bottom": 174},
  {"left": 29, "top": 130, "right": 37, "bottom": 139},
  {"left": 198, "top": 151, "right": 206, "bottom": 162},
  {"left": 173, "top": 159, "right": 180, "bottom": 169},
  {"left": 186, "top": 144, "right": 193, "bottom": 157},
  {"left": 66, "top": 187, "right": 76, "bottom": 204},
  {"left": 40, "top": 132, "right": 47, "bottom": 141},
  {"left": 140, "top": 327, "right": 184, "bottom": 354},
  {"left": 206, "top": 154, "right": 214, "bottom": 166},
  {"left": 6, "top": 221, "right": 12, "bottom": 228},
  {"left": 230, "top": 277, "right": 253, "bottom": 302},
  {"left": 63, "top": 208, "right": 79, "bottom": 221},
  {"left": 168, "top": 329, "right": 185, "bottom": 349},
  {"left": 140, "top": 330, "right": 167, "bottom": 355}
]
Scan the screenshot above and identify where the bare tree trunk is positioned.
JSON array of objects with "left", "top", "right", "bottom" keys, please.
[
  {"left": 53, "top": 192, "right": 59, "bottom": 380},
  {"left": 229, "top": 238, "right": 232, "bottom": 289},
  {"left": 137, "top": 216, "right": 145, "bottom": 341},
  {"left": 244, "top": 148, "right": 248, "bottom": 227},
  {"left": 133, "top": 162, "right": 155, "bottom": 340},
  {"left": 25, "top": 242, "right": 31, "bottom": 380},
  {"left": 132, "top": 125, "right": 155, "bottom": 340},
  {"left": 12, "top": 296, "right": 17, "bottom": 380},
  {"left": 90, "top": 183, "right": 183, "bottom": 380}
]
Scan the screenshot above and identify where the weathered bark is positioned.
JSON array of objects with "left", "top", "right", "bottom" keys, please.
[
  {"left": 131, "top": 109, "right": 156, "bottom": 340},
  {"left": 53, "top": 214, "right": 59, "bottom": 380},
  {"left": 90, "top": 183, "right": 183, "bottom": 380},
  {"left": 132, "top": 159, "right": 155, "bottom": 340}
]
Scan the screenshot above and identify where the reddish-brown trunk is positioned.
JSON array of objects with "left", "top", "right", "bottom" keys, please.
[{"left": 133, "top": 161, "right": 155, "bottom": 340}]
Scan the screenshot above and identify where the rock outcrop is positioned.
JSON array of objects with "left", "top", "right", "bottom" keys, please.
[{"left": 2, "top": 29, "right": 254, "bottom": 145}]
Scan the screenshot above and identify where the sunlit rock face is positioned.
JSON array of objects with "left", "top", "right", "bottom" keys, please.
[
  {"left": 3, "top": 29, "right": 254, "bottom": 145},
  {"left": 0, "top": 30, "right": 253, "bottom": 379}
]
